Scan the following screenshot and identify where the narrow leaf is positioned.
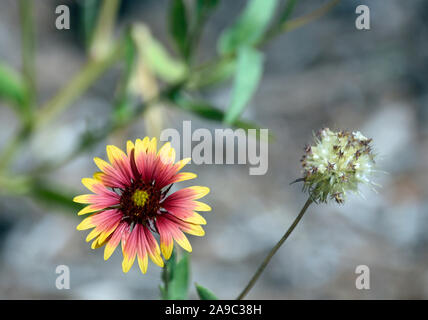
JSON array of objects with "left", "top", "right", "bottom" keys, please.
[
  {"left": 279, "top": 0, "right": 299, "bottom": 23},
  {"left": 218, "top": 0, "right": 278, "bottom": 54},
  {"left": 196, "top": 0, "right": 220, "bottom": 23},
  {"left": 31, "top": 180, "right": 83, "bottom": 212},
  {"left": 187, "top": 0, "right": 220, "bottom": 61},
  {"left": 169, "top": 0, "right": 189, "bottom": 59},
  {"left": 79, "top": 0, "right": 101, "bottom": 48},
  {"left": 224, "top": 46, "right": 264, "bottom": 124},
  {"left": 197, "top": 0, "right": 220, "bottom": 14},
  {"left": 0, "top": 63, "right": 27, "bottom": 107},
  {"left": 187, "top": 58, "right": 236, "bottom": 89},
  {"left": 132, "top": 24, "right": 188, "bottom": 84},
  {"left": 195, "top": 283, "right": 218, "bottom": 300},
  {"left": 160, "top": 250, "right": 190, "bottom": 300},
  {"left": 171, "top": 94, "right": 264, "bottom": 133},
  {"left": 160, "top": 250, "right": 176, "bottom": 299},
  {"left": 113, "top": 32, "right": 136, "bottom": 125},
  {"left": 168, "top": 252, "right": 190, "bottom": 300}
]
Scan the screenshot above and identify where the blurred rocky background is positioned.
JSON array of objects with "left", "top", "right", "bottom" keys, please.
[{"left": 1, "top": 0, "right": 428, "bottom": 299}]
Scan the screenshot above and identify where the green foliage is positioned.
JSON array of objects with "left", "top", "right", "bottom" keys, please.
[
  {"left": 0, "top": 0, "right": 342, "bottom": 302},
  {"left": 187, "top": 58, "right": 236, "bottom": 89},
  {"left": 169, "top": 0, "right": 221, "bottom": 62},
  {"left": 79, "top": 0, "right": 102, "bottom": 48},
  {"left": 132, "top": 24, "right": 188, "bottom": 84},
  {"left": 169, "top": 0, "right": 190, "bottom": 60},
  {"left": 279, "top": 0, "right": 300, "bottom": 23},
  {"left": 195, "top": 283, "right": 218, "bottom": 300},
  {"left": 113, "top": 31, "right": 137, "bottom": 125},
  {"left": 196, "top": 0, "right": 220, "bottom": 16},
  {"left": 0, "top": 63, "right": 27, "bottom": 108},
  {"left": 160, "top": 250, "right": 190, "bottom": 300},
  {"left": 0, "top": 0, "right": 336, "bottom": 212},
  {"left": 172, "top": 92, "right": 264, "bottom": 132},
  {"left": 224, "top": 46, "right": 264, "bottom": 124},
  {"left": 31, "top": 180, "right": 83, "bottom": 212},
  {"left": 218, "top": 0, "right": 278, "bottom": 54}
]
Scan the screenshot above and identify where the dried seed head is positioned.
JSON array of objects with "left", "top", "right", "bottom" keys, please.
[{"left": 301, "top": 128, "right": 377, "bottom": 204}]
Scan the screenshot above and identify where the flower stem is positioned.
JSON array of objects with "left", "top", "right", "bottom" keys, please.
[{"left": 236, "top": 197, "right": 313, "bottom": 300}]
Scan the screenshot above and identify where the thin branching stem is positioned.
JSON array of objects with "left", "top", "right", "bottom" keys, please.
[{"left": 236, "top": 197, "right": 313, "bottom": 300}]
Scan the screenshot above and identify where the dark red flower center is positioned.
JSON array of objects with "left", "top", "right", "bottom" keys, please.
[{"left": 119, "top": 179, "right": 162, "bottom": 225}]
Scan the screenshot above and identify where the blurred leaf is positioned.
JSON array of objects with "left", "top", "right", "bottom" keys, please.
[
  {"left": 160, "top": 251, "right": 174, "bottom": 299},
  {"left": 168, "top": 0, "right": 189, "bottom": 59},
  {"left": 160, "top": 250, "right": 190, "bottom": 300},
  {"left": 0, "top": 175, "right": 32, "bottom": 196},
  {"left": 159, "top": 285, "right": 167, "bottom": 299},
  {"left": 79, "top": 0, "right": 101, "bottom": 48},
  {"left": 195, "top": 283, "right": 218, "bottom": 300},
  {"left": 168, "top": 252, "right": 190, "bottom": 299},
  {"left": 89, "top": 0, "right": 121, "bottom": 59},
  {"left": 171, "top": 93, "right": 263, "bottom": 131},
  {"left": 132, "top": 24, "right": 188, "bottom": 84},
  {"left": 187, "top": 57, "right": 236, "bottom": 89},
  {"left": 196, "top": 0, "right": 220, "bottom": 16},
  {"left": 123, "top": 31, "right": 137, "bottom": 75},
  {"left": 112, "top": 100, "right": 133, "bottom": 126},
  {"left": 218, "top": 0, "right": 278, "bottom": 54},
  {"left": 176, "top": 98, "right": 225, "bottom": 121},
  {"left": 184, "top": 0, "right": 220, "bottom": 62},
  {"left": 31, "top": 180, "right": 83, "bottom": 212},
  {"left": 279, "top": 0, "right": 299, "bottom": 23},
  {"left": 0, "top": 63, "right": 27, "bottom": 107},
  {"left": 224, "top": 46, "right": 264, "bottom": 124},
  {"left": 279, "top": 0, "right": 340, "bottom": 34},
  {"left": 113, "top": 32, "right": 137, "bottom": 125}
]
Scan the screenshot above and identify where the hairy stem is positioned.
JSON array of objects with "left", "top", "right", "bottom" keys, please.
[{"left": 236, "top": 197, "right": 313, "bottom": 300}]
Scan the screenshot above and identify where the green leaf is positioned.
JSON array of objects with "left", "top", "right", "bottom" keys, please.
[
  {"left": 187, "top": 57, "right": 236, "bottom": 89},
  {"left": 218, "top": 0, "right": 278, "bottom": 54},
  {"left": 159, "top": 285, "right": 167, "bottom": 299},
  {"left": 195, "top": 283, "right": 218, "bottom": 300},
  {"left": 169, "top": 0, "right": 189, "bottom": 59},
  {"left": 171, "top": 93, "right": 263, "bottom": 131},
  {"left": 160, "top": 250, "right": 190, "bottom": 300},
  {"left": 196, "top": 0, "right": 220, "bottom": 21},
  {"left": 113, "top": 32, "right": 137, "bottom": 125},
  {"left": 0, "top": 63, "right": 27, "bottom": 107},
  {"left": 31, "top": 180, "right": 83, "bottom": 212},
  {"left": 197, "top": 0, "right": 219, "bottom": 12},
  {"left": 79, "top": 0, "right": 101, "bottom": 48},
  {"left": 224, "top": 46, "right": 264, "bottom": 124},
  {"left": 132, "top": 24, "right": 188, "bottom": 84},
  {"left": 168, "top": 252, "right": 190, "bottom": 299},
  {"left": 186, "top": 0, "right": 220, "bottom": 62},
  {"left": 279, "top": 0, "right": 299, "bottom": 23}
]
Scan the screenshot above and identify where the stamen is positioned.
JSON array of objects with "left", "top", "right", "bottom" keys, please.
[{"left": 132, "top": 189, "right": 149, "bottom": 208}]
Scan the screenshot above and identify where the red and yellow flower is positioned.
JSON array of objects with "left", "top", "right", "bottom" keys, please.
[{"left": 74, "top": 137, "right": 210, "bottom": 274}]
